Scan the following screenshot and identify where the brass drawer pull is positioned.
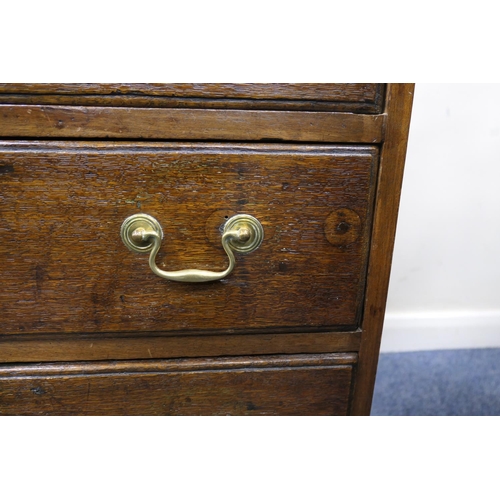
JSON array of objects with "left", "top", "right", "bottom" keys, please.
[{"left": 120, "top": 213, "right": 264, "bottom": 283}]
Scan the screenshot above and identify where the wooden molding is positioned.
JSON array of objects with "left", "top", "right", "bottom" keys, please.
[{"left": 0, "top": 105, "right": 386, "bottom": 143}]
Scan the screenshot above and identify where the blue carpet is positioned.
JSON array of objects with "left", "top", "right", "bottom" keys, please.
[{"left": 371, "top": 348, "right": 500, "bottom": 416}]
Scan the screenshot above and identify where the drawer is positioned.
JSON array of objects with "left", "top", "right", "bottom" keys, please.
[
  {"left": 0, "top": 353, "right": 355, "bottom": 415},
  {"left": 0, "top": 142, "right": 377, "bottom": 338},
  {"left": 0, "top": 84, "right": 415, "bottom": 416},
  {"left": 0, "top": 83, "right": 385, "bottom": 113}
]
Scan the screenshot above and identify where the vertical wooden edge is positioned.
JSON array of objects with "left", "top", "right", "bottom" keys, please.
[{"left": 351, "top": 83, "right": 415, "bottom": 416}]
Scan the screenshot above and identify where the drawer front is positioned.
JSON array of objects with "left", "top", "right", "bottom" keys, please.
[
  {"left": 0, "top": 142, "right": 377, "bottom": 336},
  {"left": 0, "top": 83, "right": 385, "bottom": 113},
  {"left": 0, "top": 354, "right": 355, "bottom": 415}
]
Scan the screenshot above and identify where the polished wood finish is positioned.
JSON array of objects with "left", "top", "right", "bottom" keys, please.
[
  {"left": 0, "top": 83, "right": 413, "bottom": 415},
  {"left": 0, "top": 353, "right": 356, "bottom": 415},
  {"left": 0, "top": 83, "right": 385, "bottom": 113},
  {"left": 0, "top": 143, "right": 377, "bottom": 336},
  {"left": 0, "top": 106, "right": 385, "bottom": 142},
  {"left": 0, "top": 330, "right": 361, "bottom": 363},
  {"left": 352, "top": 83, "right": 415, "bottom": 415}
]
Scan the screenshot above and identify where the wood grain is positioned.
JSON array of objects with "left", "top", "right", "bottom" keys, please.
[
  {"left": 351, "top": 83, "right": 415, "bottom": 415},
  {"left": 0, "top": 353, "right": 356, "bottom": 415},
  {"left": 0, "top": 105, "right": 385, "bottom": 142},
  {"left": 0, "top": 330, "right": 361, "bottom": 363},
  {"left": 0, "top": 83, "right": 413, "bottom": 416},
  {"left": 0, "top": 142, "right": 378, "bottom": 336},
  {"left": 0, "top": 83, "right": 385, "bottom": 113}
]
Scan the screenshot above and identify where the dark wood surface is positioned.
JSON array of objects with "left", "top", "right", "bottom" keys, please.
[
  {"left": 0, "top": 353, "right": 356, "bottom": 415},
  {"left": 0, "top": 330, "right": 361, "bottom": 363},
  {"left": 0, "top": 83, "right": 413, "bottom": 416},
  {"left": 0, "top": 83, "right": 385, "bottom": 113},
  {"left": 0, "top": 105, "right": 385, "bottom": 142},
  {"left": 351, "top": 84, "right": 415, "bottom": 415},
  {"left": 0, "top": 142, "right": 378, "bottom": 337}
]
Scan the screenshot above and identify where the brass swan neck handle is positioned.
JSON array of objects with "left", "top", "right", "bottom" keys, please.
[{"left": 120, "top": 213, "right": 264, "bottom": 283}]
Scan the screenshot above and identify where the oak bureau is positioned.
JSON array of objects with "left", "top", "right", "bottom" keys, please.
[{"left": 0, "top": 84, "right": 413, "bottom": 415}]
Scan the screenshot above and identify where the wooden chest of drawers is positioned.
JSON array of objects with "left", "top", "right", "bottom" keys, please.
[{"left": 0, "top": 83, "right": 413, "bottom": 415}]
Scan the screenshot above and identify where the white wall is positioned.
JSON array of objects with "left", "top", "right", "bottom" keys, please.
[{"left": 381, "top": 84, "right": 500, "bottom": 352}]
